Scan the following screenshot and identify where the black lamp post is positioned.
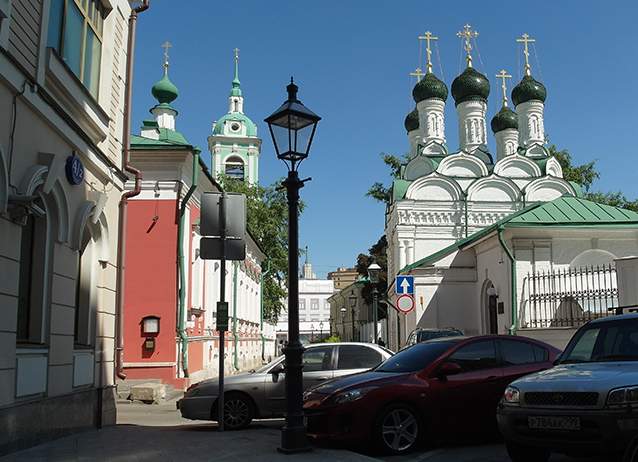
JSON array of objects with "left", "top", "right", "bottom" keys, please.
[
  {"left": 367, "top": 262, "right": 381, "bottom": 344},
  {"left": 319, "top": 321, "right": 324, "bottom": 340},
  {"left": 340, "top": 307, "right": 346, "bottom": 338},
  {"left": 265, "top": 78, "right": 320, "bottom": 454}
]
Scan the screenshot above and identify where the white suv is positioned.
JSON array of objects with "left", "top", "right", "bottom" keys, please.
[{"left": 497, "top": 313, "right": 638, "bottom": 462}]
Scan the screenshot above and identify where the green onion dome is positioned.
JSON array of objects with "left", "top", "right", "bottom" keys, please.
[
  {"left": 451, "top": 67, "right": 490, "bottom": 105},
  {"left": 151, "top": 73, "right": 179, "bottom": 105},
  {"left": 412, "top": 72, "right": 448, "bottom": 103},
  {"left": 404, "top": 108, "right": 419, "bottom": 132},
  {"left": 511, "top": 75, "right": 546, "bottom": 106},
  {"left": 490, "top": 106, "right": 518, "bottom": 133}
]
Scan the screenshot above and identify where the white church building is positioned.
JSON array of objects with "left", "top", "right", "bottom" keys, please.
[{"left": 385, "top": 27, "right": 638, "bottom": 350}]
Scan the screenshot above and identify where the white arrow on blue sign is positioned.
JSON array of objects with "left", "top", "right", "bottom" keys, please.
[{"left": 396, "top": 275, "right": 414, "bottom": 295}]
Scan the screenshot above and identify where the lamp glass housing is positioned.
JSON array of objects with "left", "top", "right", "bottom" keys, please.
[
  {"left": 142, "top": 316, "right": 160, "bottom": 335},
  {"left": 264, "top": 80, "right": 321, "bottom": 167},
  {"left": 367, "top": 262, "right": 382, "bottom": 284}
]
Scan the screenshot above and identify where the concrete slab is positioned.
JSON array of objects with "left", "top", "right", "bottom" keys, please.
[{"left": 129, "top": 382, "right": 166, "bottom": 403}]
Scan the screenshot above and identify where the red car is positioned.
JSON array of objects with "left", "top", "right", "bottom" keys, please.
[{"left": 303, "top": 335, "right": 560, "bottom": 455}]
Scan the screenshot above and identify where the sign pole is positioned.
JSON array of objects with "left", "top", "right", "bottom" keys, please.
[{"left": 217, "top": 192, "right": 227, "bottom": 432}]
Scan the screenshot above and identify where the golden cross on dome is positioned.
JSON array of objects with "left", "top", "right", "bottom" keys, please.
[
  {"left": 418, "top": 31, "right": 438, "bottom": 73},
  {"left": 457, "top": 24, "right": 478, "bottom": 68},
  {"left": 516, "top": 33, "right": 535, "bottom": 76},
  {"left": 410, "top": 67, "right": 425, "bottom": 83},
  {"left": 496, "top": 69, "right": 512, "bottom": 107},
  {"left": 161, "top": 41, "right": 172, "bottom": 71}
]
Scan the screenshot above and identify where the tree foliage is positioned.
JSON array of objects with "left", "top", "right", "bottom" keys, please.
[
  {"left": 217, "top": 175, "right": 300, "bottom": 323},
  {"left": 365, "top": 153, "right": 407, "bottom": 205},
  {"left": 355, "top": 235, "right": 388, "bottom": 318}
]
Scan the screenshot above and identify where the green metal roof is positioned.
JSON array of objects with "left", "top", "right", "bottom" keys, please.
[
  {"left": 212, "top": 112, "right": 257, "bottom": 137},
  {"left": 131, "top": 128, "right": 192, "bottom": 148},
  {"left": 392, "top": 179, "right": 411, "bottom": 201},
  {"left": 508, "top": 197, "right": 638, "bottom": 225},
  {"left": 400, "top": 196, "right": 638, "bottom": 273}
]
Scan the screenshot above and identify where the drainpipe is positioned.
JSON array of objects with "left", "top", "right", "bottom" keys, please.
[
  {"left": 233, "top": 262, "right": 239, "bottom": 370},
  {"left": 177, "top": 149, "right": 200, "bottom": 378},
  {"left": 497, "top": 226, "right": 517, "bottom": 335},
  {"left": 259, "top": 262, "right": 272, "bottom": 361},
  {"left": 115, "top": 0, "right": 150, "bottom": 380}
]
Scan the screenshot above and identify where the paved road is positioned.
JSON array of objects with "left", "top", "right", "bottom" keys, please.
[{"left": 0, "top": 400, "right": 609, "bottom": 462}]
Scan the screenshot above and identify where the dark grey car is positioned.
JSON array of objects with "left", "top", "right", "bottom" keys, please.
[{"left": 178, "top": 342, "right": 392, "bottom": 429}]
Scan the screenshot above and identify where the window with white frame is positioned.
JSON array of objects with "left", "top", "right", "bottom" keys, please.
[
  {"left": 47, "top": 0, "right": 105, "bottom": 98},
  {"left": 310, "top": 298, "right": 319, "bottom": 310}
]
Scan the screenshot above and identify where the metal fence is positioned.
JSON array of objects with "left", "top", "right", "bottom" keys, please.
[{"left": 521, "top": 264, "right": 618, "bottom": 328}]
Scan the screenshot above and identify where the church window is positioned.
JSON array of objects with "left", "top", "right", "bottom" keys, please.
[
  {"left": 506, "top": 141, "right": 516, "bottom": 155},
  {"left": 225, "top": 156, "right": 245, "bottom": 181},
  {"left": 47, "top": 0, "right": 105, "bottom": 98},
  {"left": 529, "top": 115, "right": 539, "bottom": 139},
  {"left": 17, "top": 202, "right": 48, "bottom": 344}
]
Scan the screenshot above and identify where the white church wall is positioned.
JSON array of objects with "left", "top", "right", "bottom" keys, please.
[{"left": 475, "top": 239, "right": 512, "bottom": 335}]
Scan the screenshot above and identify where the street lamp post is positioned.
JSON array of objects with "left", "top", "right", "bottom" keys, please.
[
  {"left": 340, "top": 307, "right": 346, "bottom": 339},
  {"left": 319, "top": 321, "right": 324, "bottom": 340},
  {"left": 310, "top": 323, "right": 314, "bottom": 343},
  {"left": 265, "top": 78, "right": 320, "bottom": 454},
  {"left": 367, "top": 262, "right": 381, "bottom": 344}
]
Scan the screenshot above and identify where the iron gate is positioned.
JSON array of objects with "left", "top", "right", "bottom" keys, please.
[{"left": 522, "top": 264, "right": 618, "bottom": 328}]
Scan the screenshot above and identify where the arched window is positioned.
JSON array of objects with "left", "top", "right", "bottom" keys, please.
[
  {"left": 225, "top": 156, "right": 245, "bottom": 181},
  {"left": 17, "top": 197, "right": 48, "bottom": 343}
]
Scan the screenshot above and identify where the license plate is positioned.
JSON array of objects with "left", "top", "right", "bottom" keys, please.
[{"left": 528, "top": 416, "right": 580, "bottom": 431}]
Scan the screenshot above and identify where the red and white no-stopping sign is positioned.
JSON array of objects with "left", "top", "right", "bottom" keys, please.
[{"left": 396, "top": 294, "right": 415, "bottom": 314}]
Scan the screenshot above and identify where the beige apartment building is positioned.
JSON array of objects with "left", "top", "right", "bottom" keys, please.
[
  {"left": 327, "top": 266, "right": 359, "bottom": 290},
  {"left": 0, "top": 0, "right": 132, "bottom": 453}
]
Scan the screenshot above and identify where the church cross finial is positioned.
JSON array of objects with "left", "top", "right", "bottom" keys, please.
[
  {"left": 232, "top": 47, "right": 240, "bottom": 83},
  {"left": 410, "top": 67, "right": 425, "bottom": 83},
  {"left": 161, "top": 41, "right": 172, "bottom": 74},
  {"left": 418, "top": 31, "right": 438, "bottom": 73},
  {"left": 457, "top": 24, "right": 478, "bottom": 68},
  {"left": 496, "top": 69, "right": 512, "bottom": 107},
  {"left": 516, "top": 33, "right": 536, "bottom": 76}
]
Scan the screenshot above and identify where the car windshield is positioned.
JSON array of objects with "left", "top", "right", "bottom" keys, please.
[
  {"left": 375, "top": 341, "right": 455, "bottom": 373},
  {"left": 559, "top": 318, "right": 638, "bottom": 364}
]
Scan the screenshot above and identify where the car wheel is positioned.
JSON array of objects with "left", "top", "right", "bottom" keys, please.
[
  {"left": 623, "top": 434, "right": 638, "bottom": 462},
  {"left": 375, "top": 404, "right": 420, "bottom": 455},
  {"left": 215, "top": 393, "right": 254, "bottom": 430},
  {"left": 506, "top": 441, "right": 550, "bottom": 462}
]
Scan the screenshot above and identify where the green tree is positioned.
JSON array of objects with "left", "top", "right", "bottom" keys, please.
[
  {"left": 355, "top": 235, "right": 388, "bottom": 318},
  {"left": 366, "top": 153, "right": 407, "bottom": 204},
  {"left": 218, "top": 176, "right": 300, "bottom": 322}
]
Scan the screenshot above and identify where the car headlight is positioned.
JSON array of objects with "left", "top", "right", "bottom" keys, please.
[
  {"left": 502, "top": 386, "right": 520, "bottom": 405},
  {"left": 607, "top": 386, "right": 638, "bottom": 407},
  {"left": 333, "top": 386, "right": 376, "bottom": 404}
]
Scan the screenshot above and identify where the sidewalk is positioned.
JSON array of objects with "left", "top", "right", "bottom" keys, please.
[{"left": 0, "top": 400, "right": 377, "bottom": 462}]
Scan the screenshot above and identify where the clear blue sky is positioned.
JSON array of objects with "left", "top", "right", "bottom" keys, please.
[{"left": 132, "top": 0, "right": 638, "bottom": 278}]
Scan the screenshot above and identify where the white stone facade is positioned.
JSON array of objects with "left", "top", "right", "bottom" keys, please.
[{"left": 0, "top": 0, "right": 132, "bottom": 450}]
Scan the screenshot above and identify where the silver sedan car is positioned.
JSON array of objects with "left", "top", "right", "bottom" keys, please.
[{"left": 178, "top": 342, "right": 392, "bottom": 429}]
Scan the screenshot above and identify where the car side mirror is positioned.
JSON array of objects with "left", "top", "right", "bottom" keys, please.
[
  {"left": 270, "top": 364, "right": 285, "bottom": 375},
  {"left": 438, "top": 362, "right": 462, "bottom": 378}
]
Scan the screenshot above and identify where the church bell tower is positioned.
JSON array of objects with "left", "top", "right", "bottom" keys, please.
[{"left": 208, "top": 49, "right": 261, "bottom": 184}]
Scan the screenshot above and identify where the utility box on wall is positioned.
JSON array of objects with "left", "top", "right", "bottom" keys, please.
[{"left": 615, "top": 256, "right": 638, "bottom": 312}]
